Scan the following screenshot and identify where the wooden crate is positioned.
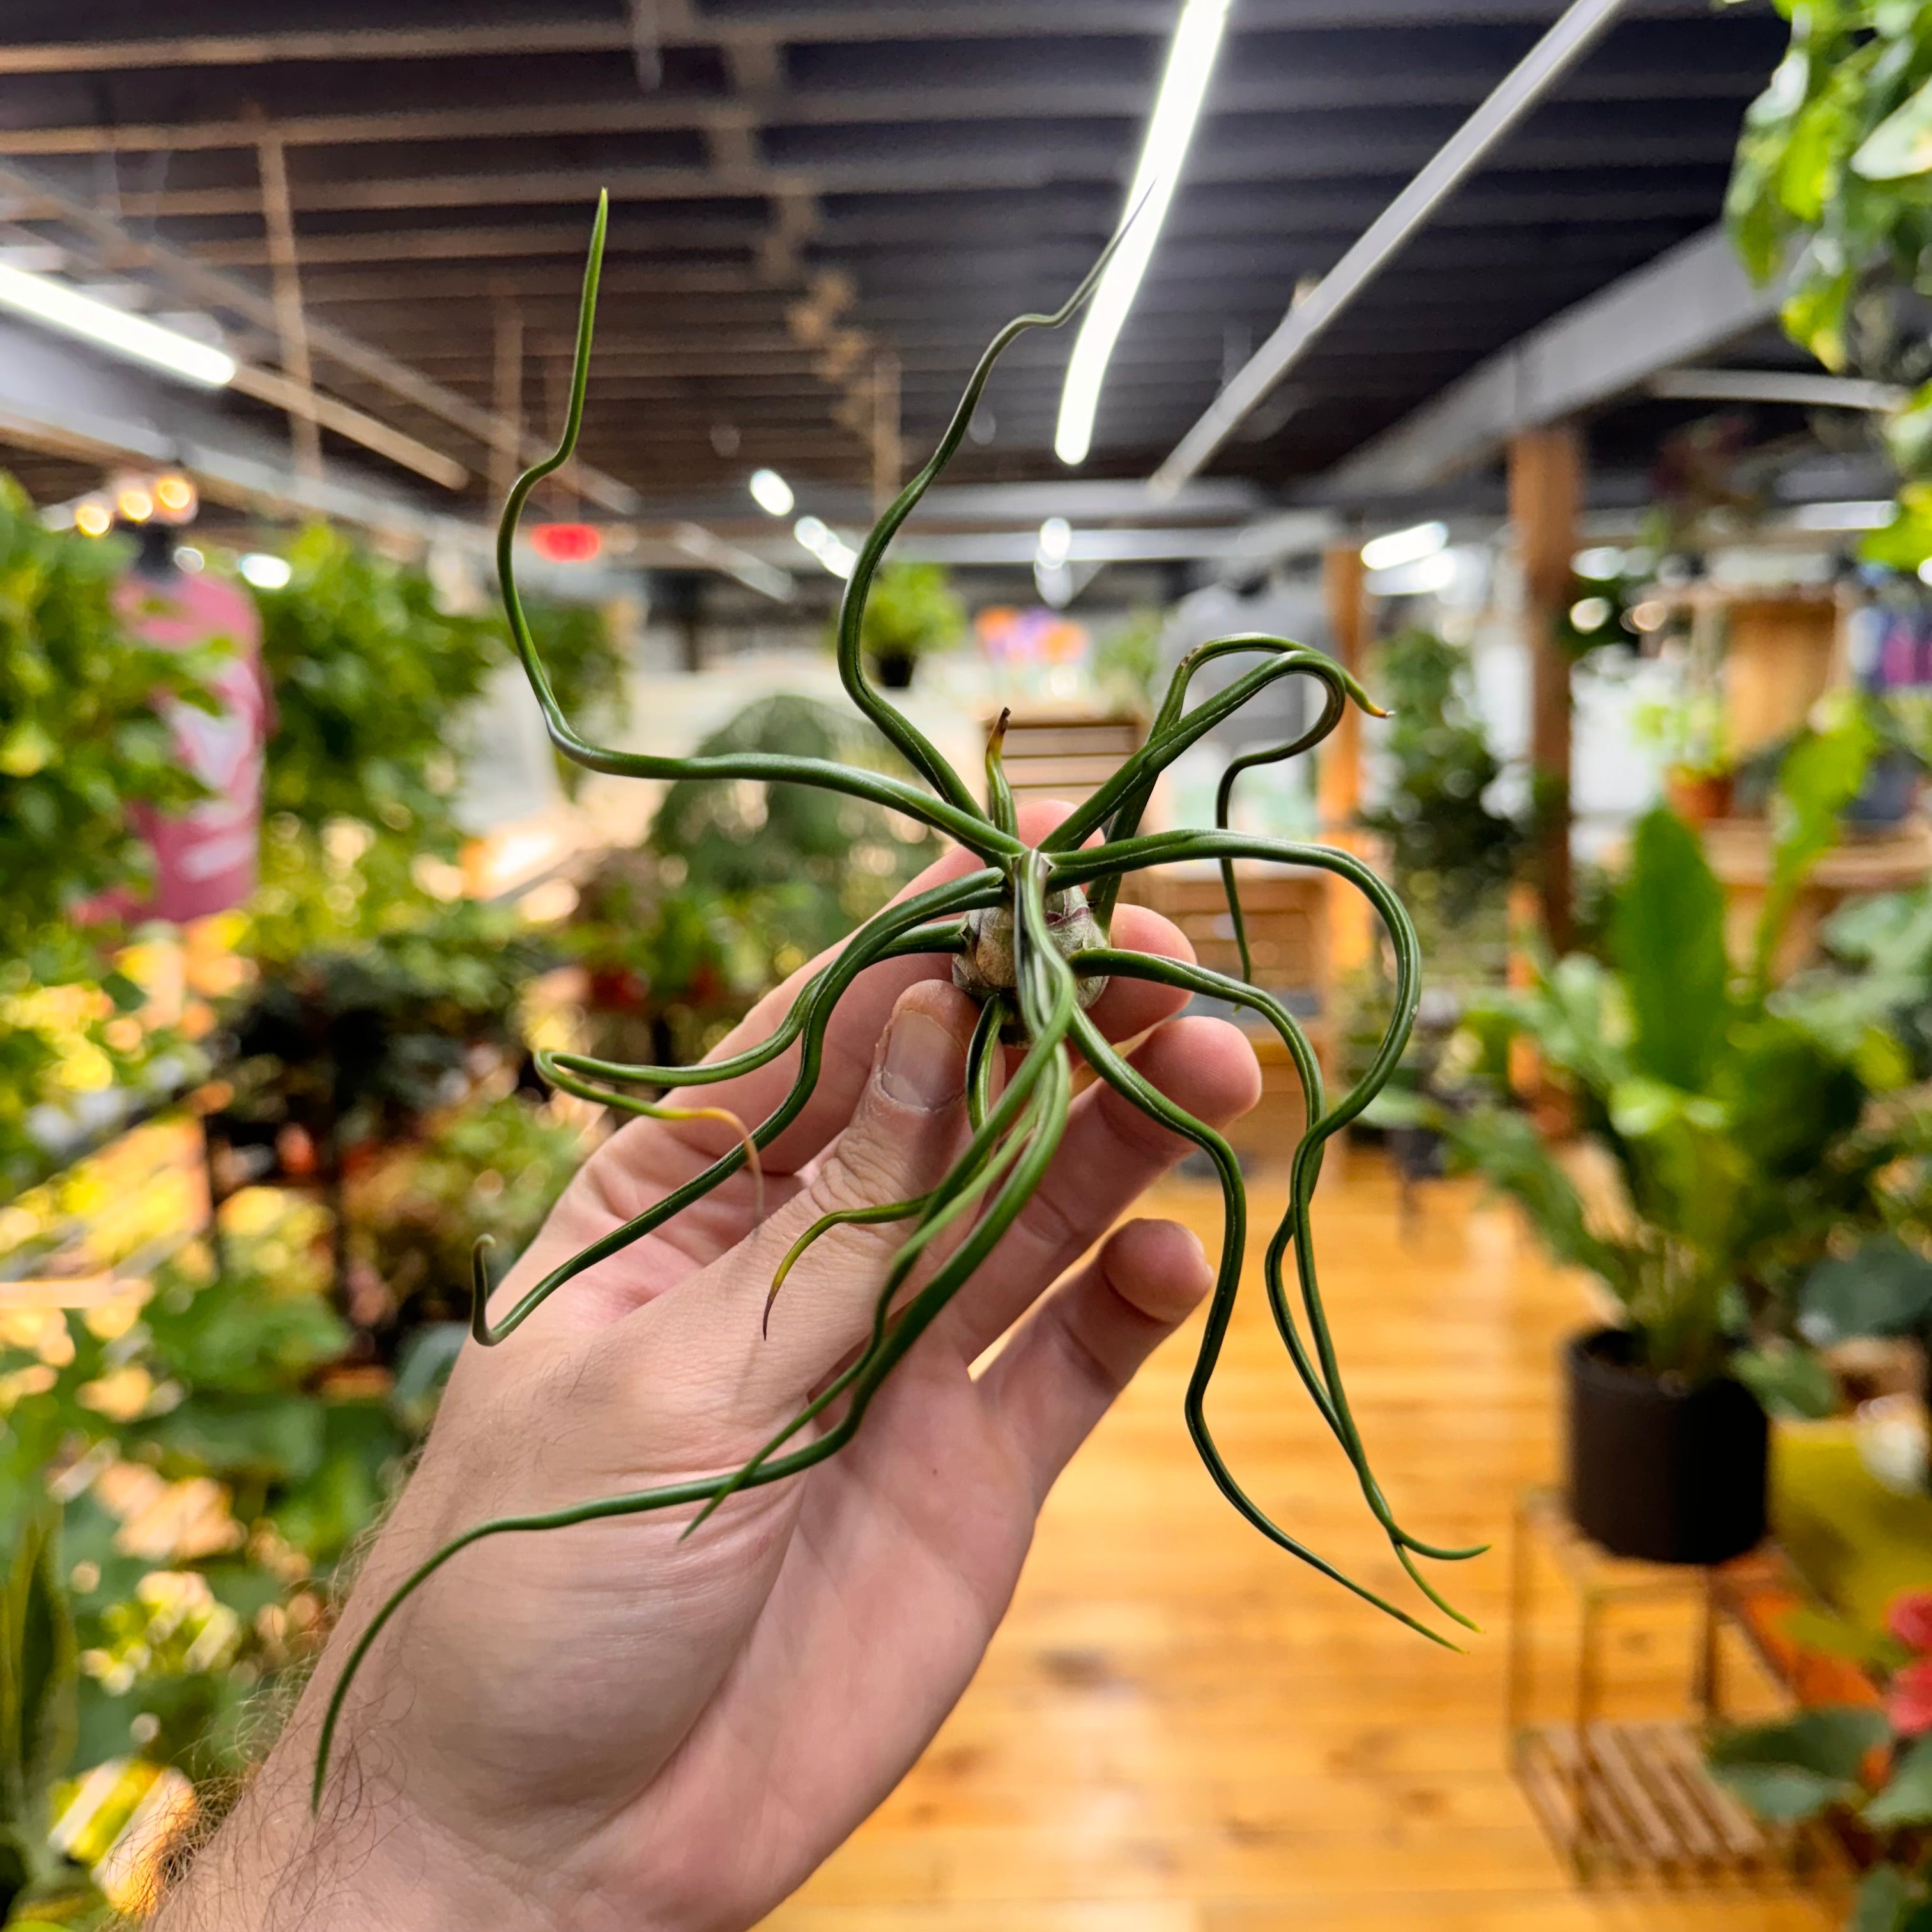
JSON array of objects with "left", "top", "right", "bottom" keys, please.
[
  {"left": 1116, "top": 861, "right": 1331, "bottom": 1163},
  {"left": 992, "top": 707, "right": 1144, "bottom": 810}
]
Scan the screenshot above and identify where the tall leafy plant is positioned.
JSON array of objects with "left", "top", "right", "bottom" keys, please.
[
  {"left": 1358, "top": 625, "right": 1522, "bottom": 930},
  {"left": 1423, "top": 707, "right": 1918, "bottom": 1381}
]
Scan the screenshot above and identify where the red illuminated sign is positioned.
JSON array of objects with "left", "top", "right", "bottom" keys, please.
[{"left": 530, "top": 522, "right": 602, "bottom": 562}]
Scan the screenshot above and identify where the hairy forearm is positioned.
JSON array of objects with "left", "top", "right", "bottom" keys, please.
[{"left": 146, "top": 1698, "right": 535, "bottom": 1932}]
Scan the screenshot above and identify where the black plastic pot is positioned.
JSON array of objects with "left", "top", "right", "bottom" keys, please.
[
  {"left": 872, "top": 648, "right": 916, "bottom": 689},
  {"left": 1564, "top": 1328, "right": 1768, "bottom": 1565}
]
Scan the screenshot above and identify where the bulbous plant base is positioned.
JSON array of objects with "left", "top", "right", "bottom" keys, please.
[
  {"left": 1565, "top": 1328, "right": 1768, "bottom": 1565},
  {"left": 953, "top": 887, "right": 1106, "bottom": 1038}
]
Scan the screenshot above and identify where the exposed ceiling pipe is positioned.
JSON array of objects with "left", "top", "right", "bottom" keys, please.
[
  {"left": 1149, "top": 0, "right": 1630, "bottom": 497},
  {"left": 1648, "top": 368, "right": 1907, "bottom": 412}
]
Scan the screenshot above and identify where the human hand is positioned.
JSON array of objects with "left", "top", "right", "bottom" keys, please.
[{"left": 156, "top": 806, "right": 1260, "bottom": 1931}]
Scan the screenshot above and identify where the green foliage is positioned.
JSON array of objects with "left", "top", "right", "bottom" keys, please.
[
  {"left": 1426, "top": 792, "right": 1923, "bottom": 1379},
  {"left": 349, "top": 1094, "right": 586, "bottom": 1331},
  {"left": 1706, "top": 1705, "right": 1890, "bottom": 1821},
  {"left": 650, "top": 694, "right": 936, "bottom": 967},
  {"left": 1092, "top": 609, "right": 1163, "bottom": 708},
  {"left": 1851, "top": 1866, "right": 1922, "bottom": 1932},
  {"left": 252, "top": 525, "right": 502, "bottom": 850},
  {"left": 1727, "top": 0, "right": 1932, "bottom": 565},
  {"left": 1357, "top": 627, "right": 1522, "bottom": 928},
  {"left": 231, "top": 817, "right": 556, "bottom": 1144},
  {"left": 849, "top": 561, "right": 964, "bottom": 664},
  {"left": 0, "top": 946, "right": 200, "bottom": 1204},
  {"left": 1800, "top": 1234, "right": 1932, "bottom": 1343},
  {"left": 0, "top": 1509, "right": 84, "bottom": 1919},
  {"left": 1761, "top": 691, "right": 1882, "bottom": 983},
  {"left": 0, "top": 477, "right": 214, "bottom": 958},
  {"left": 1611, "top": 808, "right": 1731, "bottom": 1090},
  {"left": 0, "top": 1197, "right": 413, "bottom": 1800}
]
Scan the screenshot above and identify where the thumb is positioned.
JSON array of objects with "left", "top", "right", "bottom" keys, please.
[{"left": 679, "top": 978, "right": 983, "bottom": 1397}]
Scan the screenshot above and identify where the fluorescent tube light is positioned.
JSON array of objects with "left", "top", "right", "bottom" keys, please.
[
  {"left": 793, "top": 514, "right": 856, "bottom": 578},
  {"left": 1790, "top": 500, "right": 1895, "bottom": 532},
  {"left": 0, "top": 263, "right": 234, "bottom": 388},
  {"left": 749, "top": 468, "right": 794, "bottom": 517},
  {"left": 1360, "top": 521, "right": 1446, "bottom": 572},
  {"left": 1054, "top": 0, "right": 1231, "bottom": 467}
]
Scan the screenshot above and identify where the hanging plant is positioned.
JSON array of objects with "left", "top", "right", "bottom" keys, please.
[{"left": 1727, "top": 1, "right": 1932, "bottom": 566}]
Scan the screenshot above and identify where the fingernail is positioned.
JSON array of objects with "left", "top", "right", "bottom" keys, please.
[{"left": 880, "top": 1009, "right": 963, "bottom": 1111}]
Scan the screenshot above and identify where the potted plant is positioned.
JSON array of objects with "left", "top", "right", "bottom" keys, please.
[
  {"left": 845, "top": 559, "right": 963, "bottom": 689},
  {"left": 1632, "top": 686, "right": 1733, "bottom": 824},
  {"left": 1418, "top": 709, "right": 1919, "bottom": 1562}
]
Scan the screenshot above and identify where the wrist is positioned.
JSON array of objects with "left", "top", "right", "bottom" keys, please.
[{"left": 149, "top": 1718, "right": 549, "bottom": 1932}]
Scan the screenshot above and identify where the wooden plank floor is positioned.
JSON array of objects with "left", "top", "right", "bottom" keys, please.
[{"left": 761, "top": 1159, "right": 1834, "bottom": 1931}]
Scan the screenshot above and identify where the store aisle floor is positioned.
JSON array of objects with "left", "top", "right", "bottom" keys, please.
[{"left": 760, "top": 1158, "right": 1833, "bottom": 1932}]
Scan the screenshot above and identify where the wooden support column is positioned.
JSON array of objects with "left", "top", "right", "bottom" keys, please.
[
  {"left": 1320, "top": 540, "right": 1373, "bottom": 974},
  {"left": 1509, "top": 422, "right": 1583, "bottom": 954},
  {"left": 254, "top": 127, "right": 322, "bottom": 480}
]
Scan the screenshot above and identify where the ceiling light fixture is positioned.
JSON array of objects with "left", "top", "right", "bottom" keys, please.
[
  {"left": 1360, "top": 521, "right": 1447, "bottom": 572},
  {"left": 1054, "top": 0, "right": 1232, "bottom": 468},
  {"left": 749, "top": 468, "right": 795, "bottom": 517},
  {"left": 793, "top": 514, "right": 856, "bottom": 579},
  {"left": 0, "top": 263, "right": 235, "bottom": 388}
]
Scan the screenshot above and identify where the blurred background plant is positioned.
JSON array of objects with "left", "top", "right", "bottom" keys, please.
[
  {"left": 1402, "top": 698, "right": 1932, "bottom": 1393},
  {"left": 845, "top": 560, "right": 964, "bottom": 687},
  {"left": 1728, "top": 0, "right": 1932, "bottom": 574}
]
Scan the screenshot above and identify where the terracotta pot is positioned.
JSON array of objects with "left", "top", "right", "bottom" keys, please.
[
  {"left": 1663, "top": 769, "right": 1733, "bottom": 824},
  {"left": 1565, "top": 1328, "right": 1767, "bottom": 1565}
]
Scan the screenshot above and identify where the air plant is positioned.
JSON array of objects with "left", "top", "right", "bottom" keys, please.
[{"left": 310, "top": 194, "right": 1477, "bottom": 1806}]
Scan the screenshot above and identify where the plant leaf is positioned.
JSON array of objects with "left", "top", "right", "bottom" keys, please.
[
  {"left": 1706, "top": 1706, "right": 1890, "bottom": 1822},
  {"left": 1759, "top": 696, "right": 1879, "bottom": 983},
  {"left": 1799, "top": 1235, "right": 1932, "bottom": 1343},
  {"left": 1851, "top": 1864, "right": 1917, "bottom": 1932},
  {"left": 2, "top": 1508, "right": 75, "bottom": 1834},
  {"left": 1610, "top": 808, "right": 1729, "bottom": 1092},
  {"left": 1867, "top": 1734, "right": 1932, "bottom": 1828},
  {"left": 1855, "top": 74, "right": 1932, "bottom": 178},
  {"left": 1731, "top": 1342, "right": 1839, "bottom": 1420}
]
